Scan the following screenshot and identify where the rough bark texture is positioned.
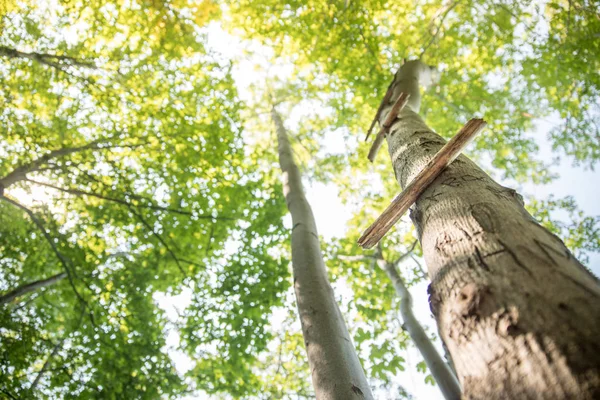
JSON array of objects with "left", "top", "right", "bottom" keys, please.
[
  {"left": 380, "top": 60, "right": 600, "bottom": 399},
  {"left": 0, "top": 272, "right": 66, "bottom": 305},
  {"left": 379, "top": 255, "right": 461, "bottom": 400},
  {"left": 272, "top": 108, "right": 373, "bottom": 400}
]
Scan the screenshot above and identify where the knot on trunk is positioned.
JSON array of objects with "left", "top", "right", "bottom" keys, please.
[
  {"left": 496, "top": 308, "right": 521, "bottom": 337},
  {"left": 454, "top": 283, "right": 490, "bottom": 318}
]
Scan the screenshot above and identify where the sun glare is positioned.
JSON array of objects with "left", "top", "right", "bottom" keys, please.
[{"left": 6, "top": 182, "right": 58, "bottom": 209}]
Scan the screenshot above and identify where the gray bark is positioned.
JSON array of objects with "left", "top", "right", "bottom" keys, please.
[
  {"left": 379, "top": 60, "right": 600, "bottom": 399},
  {"left": 0, "top": 272, "right": 67, "bottom": 305},
  {"left": 272, "top": 107, "right": 373, "bottom": 400},
  {"left": 377, "top": 250, "right": 461, "bottom": 400}
]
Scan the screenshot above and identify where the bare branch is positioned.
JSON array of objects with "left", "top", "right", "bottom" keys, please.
[
  {"left": 392, "top": 240, "right": 419, "bottom": 267},
  {"left": 368, "top": 92, "right": 410, "bottom": 162},
  {"left": 365, "top": 81, "right": 394, "bottom": 142},
  {"left": 0, "top": 388, "right": 18, "bottom": 400},
  {"left": 0, "top": 45, "right": 97, "bottom": 71}
]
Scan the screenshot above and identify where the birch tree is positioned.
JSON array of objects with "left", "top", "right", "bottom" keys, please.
[
  {"left": 372, "top": 243, "right": 461, "bottom": 400},
  {"left": 272, "top": 106, "right": 373, "bottom": 399}
]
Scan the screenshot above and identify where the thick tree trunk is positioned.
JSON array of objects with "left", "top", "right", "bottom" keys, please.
[
  {"left": 378, "top": 256, "right": 461, "bottom": 400},
  {"left": 379, "top": 60, "right": 600, "bottom": 399},
  {"left": 0, "top": 272, "right": 66, "bottom": 305},
  {"left": 272, "top": 108, "right": 373, "bottom": 400}
]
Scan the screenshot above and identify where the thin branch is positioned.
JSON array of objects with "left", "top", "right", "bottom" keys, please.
[
  {"left": 0, "top": 45, "right": 97, "bottom": 69},
  {"left": 0, "top": 388, "right": 18, "bottom": 400},
  {"left": 0, "top": 140, "right": 145, "bottom": 190},
  {"left": 410, "top": 254, "right": 428, "bottom": 279},
  {"left": 359, "top": 119, "right": 486, "bottom": 248},
  {"left": 419, "top": 0, "right": 461, "bottom": 59},
  {"left": 13, "top": 293, "right": 42, "bottom": 311},
  {"left": 365, "top": 81, "right": 394, "bottom": 142},
  {"left": 30, "top": 339, "right": 63, "bottom": 391},
  {"left": 392, "top": 240, "right": 419, "bottom": 267},
  {"left": 73, "top": 160, "right": 237, "bottom": 222},
  {"left": 30, "top": 305, "right": 85, "bottom": 391},
  {"left": 0, "top": 272, "right": 67, "bottom": 305},
  {"left": 26, "top": 179, "right": 218, "bottom": 218},
  {"left": 128, "top": 207, "right": 188, "bottom": 277},
  {"left": 368, "top": 92, "right": 410, "bottom": 162},
  {"left": 0, "top": 195, "right": 90, "bottom": 312}
]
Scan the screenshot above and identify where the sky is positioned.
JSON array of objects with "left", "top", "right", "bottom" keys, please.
[{"left": 153, "top": 22, "right": 600, "bottom": 400}]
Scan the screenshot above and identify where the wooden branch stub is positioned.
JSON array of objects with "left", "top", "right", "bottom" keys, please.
[
  {"left": 365, "top": 83, "right": 394, "bottom": 142},
  {"left": 358, "top": 118, "right": 487, "bottom": 249},
  {"left": 367, "top": 92, "right": 410, "bottom": 163}
]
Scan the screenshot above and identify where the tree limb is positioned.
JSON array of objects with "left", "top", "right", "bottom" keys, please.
[
  {"left": 0, "top": 272, "right": 67, "bottom": 305},
  {"left": 392, "top": 240, "right": 419, "bottom": 267},
  {"left": 30, "top": 305, "right": 85, "bottom": 391},
  {"left": 0, "top": 195, "right": 90, "bottom": 313},
  {"left": 25, "top": 178, "right": 218, "bottom": 218},
  {"left": 0, "top": 45, "right": 97, "bottom": 69},
  {"left": 128, "top": 207, "right": 188, "bottom": 277},
  {"left": 0, "top": 140, "right": 145, "bottom": 190},
  {"left": 419, "top": 0, "right": 461, "bottom": 59}
]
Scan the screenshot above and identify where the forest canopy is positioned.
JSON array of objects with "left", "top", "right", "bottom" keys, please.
[{"left": 1, "top": 0, "right": 598, "bottom": 399}]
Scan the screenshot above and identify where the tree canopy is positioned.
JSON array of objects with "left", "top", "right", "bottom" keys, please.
[{"left": 1, "top": 0, "right": 598, "bottom": 399}]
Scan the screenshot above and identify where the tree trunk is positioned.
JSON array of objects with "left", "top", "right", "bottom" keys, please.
[
  {"left": 378, "top": 256, "right": 461, "bottom": 400},
  {"left": 379, "top": 60, "right": 600, "bottom": 399},
  {"left": 272, "top": 107, "right": 374, "bottom": 400},
  {"left": 0, "top": 272, "right": 66, "bottom": 305}
]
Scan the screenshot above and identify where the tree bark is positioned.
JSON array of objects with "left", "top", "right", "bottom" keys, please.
[
  {"left": 0, "top": 272, "right": 67, "bottom": 305},
  {"left": 377, "top": 252, "right": 461, "bottom": 400},
  {"left": 379, "top": 60, "right": 600, "bottom": 399},
  {"left": 272, "top": 107, "right": 374, "bottom": 400}
]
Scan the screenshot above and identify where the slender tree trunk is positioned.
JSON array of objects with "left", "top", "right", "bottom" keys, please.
[
  {"left": 378, "top": 60, "right": 600, "bottom": 399},
  {"left": 377, "top": 254, "right": 461, "bottom": 400},
  {"left": 0, "top": 272, "right": 66, "bottom": 305},
  {"left": 272, "top": 107, "right": 374, "bottom": 400}
]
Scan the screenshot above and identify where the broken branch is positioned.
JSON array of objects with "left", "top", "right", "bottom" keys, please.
[
  {"left": 367, "top": 92, "right": 410, "bottom": 162},
  {"left": 365, "top": 82, "right": 394, "bottom": 142},
  {"left": 358, "top": 118, "right": 486, "bottom": 249}
]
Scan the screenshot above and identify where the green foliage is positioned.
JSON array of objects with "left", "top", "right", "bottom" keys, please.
[
  {"left": 0, "top": 0, "right": 289, "bottom": 398},
  {"left": 225, "top": 0, "right": 600, "bottom": 179},
  {"left": 527, "top": 196, "right": 600, "bottom": 263},
  {"left": 1, "top": 0, "right": 599, "bottom": 399}
]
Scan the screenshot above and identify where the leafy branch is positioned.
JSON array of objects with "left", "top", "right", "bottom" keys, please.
[
  {"left": 30, "top": 304, "right": 86, "bottom": 392},
  {"left": 0, "top": 45, "right": 98, "bottom": 71},
  {"left": 419, "top": 0, "right": 462, "bottom": 59},
  {"left": 0, "top": 272, "right": 67, "bottom": 305},
  {"left": 0, "top": 140, "right": 147, "bottom": 191},
  {"left": 25, "top": 178, "right": 222, "bottom": 218},
  {"left": 0, "top": 195, "right": 93, "bottom": 322}
]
